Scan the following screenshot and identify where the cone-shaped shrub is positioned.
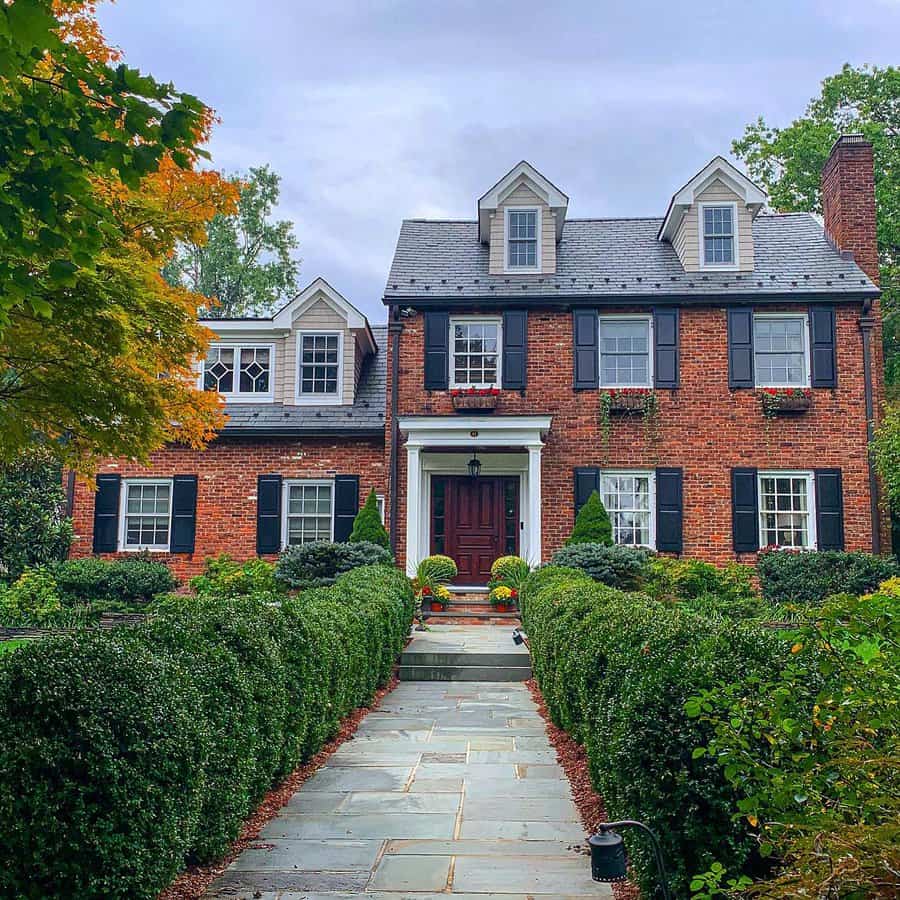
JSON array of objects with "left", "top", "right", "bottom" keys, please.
[
  {"left": 349, "top": 489, "right": 390, "bottom": 548},
  {"left": 566, "top": 490, "right": 612, "bottom": 545}
]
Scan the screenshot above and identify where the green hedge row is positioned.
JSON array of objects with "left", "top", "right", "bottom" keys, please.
[
  {"left": 0, "top": 564, "right": 413, "bottom": 900},
  {"left": 519, "top": 566, "right": 782, "bottom": 897}
]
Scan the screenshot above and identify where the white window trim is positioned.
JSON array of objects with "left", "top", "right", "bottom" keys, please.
[
  {"left": 752, "top": 312, "right": 812, "bottom": 389},
  {"left": 504, "top": 205, "right": 542, "bottom": 274},
  {"left": 296, "top": 330, "right": 344, "bottom": 405},
  {"left": 449, "top": 316, "right": 503, "bottom": 389},
  {"left": 118, "top": 477, "right": 174, "bottom": 552},
  {"left": 200, "top": 342, "right": 276, "bottom": 403},
  {"left": 598, "top": 314, "right": 654, "bottom": 389},
  {"left": 757, "top": 470, "right": 817, "bottom": 550},
  {"left": 600, "top": 469, "right": 657, "bottom": 550},
  {"left": 281, "top": 478, "right": 335, "bottom": 548},
  {"left": 376, "top": 494, "right": 386, "bottom": 524},
  {"left": 698, "top": 201, "right": 740, "bottom": 271}
]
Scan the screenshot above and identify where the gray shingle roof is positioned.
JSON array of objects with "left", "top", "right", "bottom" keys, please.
[
  {"left": 384, "top": 213, "right": 877, "bottom": 302},
  {"left": 219, "top": 325, "right": 386, "bottom": 437}
]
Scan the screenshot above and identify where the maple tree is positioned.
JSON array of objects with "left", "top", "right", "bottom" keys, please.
[{"left": 0, "top": 1, "right": 239, "bottom": 473}]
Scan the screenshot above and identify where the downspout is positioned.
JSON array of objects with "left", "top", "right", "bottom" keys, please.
[
  {"left": 388, "top": 304, "right": 403, "bottom": 556},
  {"left": 860, "top": 298, "right": 881, "bottom": 554}
]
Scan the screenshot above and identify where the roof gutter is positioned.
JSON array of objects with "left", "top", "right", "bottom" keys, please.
[
  {"left": 388, "top": 304, "right": 403, "bottom": 557},
  {"left": 859, "top": 296, "right": 882, "bottom": 554},
  {"left": 215, "top": 427, "right": 385, "bottom": 440}
]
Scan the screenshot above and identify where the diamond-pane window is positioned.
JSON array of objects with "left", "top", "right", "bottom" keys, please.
[
  {"left": 239, "top": 348, "right": 270, "bottom": 393},
  {"left": 203, "top": 347, "right": 234, "bottom": 393},
  {"left": 204, "top": 345, "right": 271, "bottom": 396}
]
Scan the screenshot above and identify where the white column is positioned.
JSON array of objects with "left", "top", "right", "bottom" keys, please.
[
  {"left": 405, "top": 445, "right": 422, "bottom": 577},
  {"left": 526, "top": 443, "right": 543, "bottom": 567}
]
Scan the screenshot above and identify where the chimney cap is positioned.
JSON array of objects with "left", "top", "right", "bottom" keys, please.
[{"left": 829, "top": 133, "right": 872, "bottom": 155}]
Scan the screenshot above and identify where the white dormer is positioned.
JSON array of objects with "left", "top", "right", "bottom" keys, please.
[
  {"left": 478, "top": 161, "right": 568, "bottom": 276},
  {"left": 658, "top": 157, "right": 767, "bottom": 273}
]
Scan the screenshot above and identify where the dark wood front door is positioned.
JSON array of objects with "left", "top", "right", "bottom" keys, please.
[{"left": 431, "top": 476, "right": 518, "bottom": 584}]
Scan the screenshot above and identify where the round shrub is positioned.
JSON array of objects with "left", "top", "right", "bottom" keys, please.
[
  {"left": 550, "top": 542, "right": 650, "bottom": 590},
  {"left": 51, "top": 556, "right": 178, "bottom": 606},
  {"left": 275, "top": 540, "right": 392, "bottom": 589},
  {"left": 0, "top": 567, "right": 62, "bottom": 624}
]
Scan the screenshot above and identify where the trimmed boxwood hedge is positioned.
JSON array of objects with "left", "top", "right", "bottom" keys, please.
[
  {"left": 519, "top": 566, "right": 782, "bottom": 898},
  {"left": 0, "top": 564, "right": 413, "bottom": 900}
]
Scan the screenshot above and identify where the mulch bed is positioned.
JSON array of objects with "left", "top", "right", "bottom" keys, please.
[
  {"left": 157, "top": 674, "right": 400, "bottom": 900},
  {"left": 526, "top": 678, "right": 640, "bottom": 900}
]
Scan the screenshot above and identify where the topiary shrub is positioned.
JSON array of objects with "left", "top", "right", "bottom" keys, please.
[
  {"left": 550, "top": 543, "right": 650, "bottom": 589},
  {"left": 566, "top": 490, "right": 612, "bottom": 545},
  {"left": 757, "top": 549, "right": 899, "bottom": 606},
  {"left": 349, "top": 489, "right": 390, "bottom": 548},
  {"left": 189, "top": 554, "right": 281, "bottom": 599},
  {"left": 51, "top": 556, "right": 178, "bottom": 606},
  {"left": 275, "top": 540, "right": 392, "bottom": 590}
]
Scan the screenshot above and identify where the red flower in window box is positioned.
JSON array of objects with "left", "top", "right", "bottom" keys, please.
[{"left": 759, "top": 387, "right": 812, "bottom": 418}]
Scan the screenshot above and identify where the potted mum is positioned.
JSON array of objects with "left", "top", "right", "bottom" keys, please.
[
  {"left": 489, "top": 584, "right": 517, "bottom": 612},
  {"left": 413, "top": 555, "right": 458, "bottom": 618},
  {"left": 422, "top": 583, "right": 451, "bottom": 611},
  {"left": 487, "top": 556, "right": 530, "bottom": 613}
]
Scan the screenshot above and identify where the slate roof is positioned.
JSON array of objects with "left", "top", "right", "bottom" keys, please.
[
  {"left": 384, "top": 213, "right": 878, "bottom": 303},
  {"left": 218, "top": 325, "right": 387, "bottom": 437}
]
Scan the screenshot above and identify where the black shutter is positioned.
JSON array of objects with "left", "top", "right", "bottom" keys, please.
[
  {"left": 731, "top": 467, "right": 759, "bottom": 553},
  {"left": 573, "top": 309, "right": 599, "bottom": 390},
  {"left": 333, "top": 475, "right": 360, "bottom": 542},
  {"left": 815, "top": 469, "right": 844, "bottom": 550},
  {"left": 170, "top": 475, "right": 198, "bottom": 554},
  {"left": 256, "top": 475, "right": 282, "bottom": 555},
  {"left": 653, "top": 308, "right": 679, "bottom": 389},
  {"left": 502, "top": 310, "right": 528, "bottom": 390},
  {"left": 809, "top": 306, "right": 837, "bottom": 388},
  {"left": 424, "top": 311, "right": 449, "bottom": 390},
  {"left": 574, "top": 467, "right": 601, "bottom": 515},
  {"left": 92, "top": 474, "right": 121, "bottom": 553},
  {"left": 656, "top": 467, "right": 683, "bottom": 553},
  {"left": 727, "top": 308, "right": 754, "bottom": 389}
]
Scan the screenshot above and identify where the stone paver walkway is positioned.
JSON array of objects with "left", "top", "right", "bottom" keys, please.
[{"left": 206, "top": 627, "right": 610, "bottom": 899}]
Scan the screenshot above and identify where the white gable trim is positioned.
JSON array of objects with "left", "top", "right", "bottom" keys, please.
[
  {"left": 658, "top": 156, "right": 767, "bottom": 242},
  {"left": 272, "top": 277, "right": 367, "bottom": 331},
  {"left": 478, "top": 161, "right": 568, "bottom": 243}
]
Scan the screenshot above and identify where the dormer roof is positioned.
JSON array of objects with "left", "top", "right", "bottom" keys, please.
[
  {"left": 477, "top": 161, "right": 569, "bottom": 243},
  {"left": 657, "top": 156, "right": 767, "bottom": 242}
]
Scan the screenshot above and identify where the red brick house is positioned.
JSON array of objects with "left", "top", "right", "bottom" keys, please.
[{"left": 72, "top": 135, "right": 884, "bottom": 585}]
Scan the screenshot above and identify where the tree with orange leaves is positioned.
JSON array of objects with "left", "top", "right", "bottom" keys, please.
[{"left": 0, "top": 1, "right": 239, "bottom": 473}]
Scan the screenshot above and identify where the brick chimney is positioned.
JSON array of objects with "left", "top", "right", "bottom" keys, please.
[{"left": 821, "top": 134, "right": 879, "bottom": 285}]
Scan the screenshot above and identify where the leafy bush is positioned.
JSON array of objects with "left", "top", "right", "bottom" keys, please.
[
  {"left": 0, "top": 564, "right": 413, "bottom": 899},
  {"left": 0, "top": 567, "right": 62, "bottom": 624},
  {"left": 189, "top": 554, "right": 281, "bottom": 599},
  {"left": 275, "top": 540, "right": 392, "bottom": 590},
  {"left": 51, "top": 556, "right": 178, "bottom": 606},
  {"left": 550, "top": 542, "right": 650, "bottom": 590},
  {"left": 758, "top": 549, "right": 899, "bottom": 606},
  {"left": 566, "top": 490, "right": 612, "bottom": 545},
  {"left": 349, "top": 488, "right": 390, "bottom": 548},
  {"left": 489, "top": 555, "right": 530, "bottom": 590},
  {"left": 520, "top": 566, "right": 782, "bottom": 897}
]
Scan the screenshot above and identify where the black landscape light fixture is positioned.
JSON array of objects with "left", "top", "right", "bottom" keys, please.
[
  {"left": 512, "top": 628, "right": 525, "bottom": 645},
  {"left": 588, "top": 820, "right": 672, "bottom": 900},
  {"left": 467, "top": 451, "right": 482, "bottom": 478}
]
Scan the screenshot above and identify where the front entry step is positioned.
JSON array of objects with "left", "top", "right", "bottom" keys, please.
[{"left": 399, "top": 650, "right": 532, "bottom": 682}]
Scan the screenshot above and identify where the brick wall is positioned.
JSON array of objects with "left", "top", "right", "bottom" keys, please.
[
  {"left": 70, "top": 437, "right": 386, "bottom": 579},
  {"left": 388, "top": 302, "right": 877, "bottom": 569}
]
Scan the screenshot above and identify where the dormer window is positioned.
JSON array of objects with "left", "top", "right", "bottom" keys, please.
[
  {"left": 202, "top": 343, "right": 273, "bottom": 401},
  {"left": 505, "top": 208, "right": 540, "bottom": 271},
  {"left": 298, "top": 331, "right": 343, "bottom": 403},
  {"left": 700, "top": 202, "right": 738, "bottom": 268}
]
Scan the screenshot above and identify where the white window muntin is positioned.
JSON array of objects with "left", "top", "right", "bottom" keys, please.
[
  {"left": 282, "top": 479, "right": 334, "bottom": 547},
  {"left": 599, "top": 314, "right": 654, "bottom": 388},
  {"left": 201, "top": 342, "right": 275, "bottom": 402},
  {"left": 753, "top": 313, "right": 811, "bottom": 388},
  {"left": 296, "top": 331, "right": 344, "bottom": 404},
  {"left": 600, "top": 470, "right": 656, "bottom": 549},
  {"left": 757, "top": 470, "right": 816, "bottom": 550},
  {"left": 118, "top": 478, "right": 173, "bottom": 552},
  {"left": 698, "top": 201, "right": 739, "bottom": 270},
  {"left": 376, "top": 494, "right": 386, "bottom": 524},
  {"left": 504, "top": 206, "right": 541, "bottom": 273},
  {"left": 449, "top": 316, "right": 503, "bottom": 389}
]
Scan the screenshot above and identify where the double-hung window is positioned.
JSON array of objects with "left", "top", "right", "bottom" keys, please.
[
  {"left": 600, "top": 471, "right": 655, "bottom": 548},
  {"left": 298, "top": 332, "right": 342, "bottom": 401},
  {"left": 450, "top": 318, "right": 501, "bottom": 388},
  {"left": 120, "top": 479, "right": 172, "bottom": 551},
  {"left": 758, "top": 471, "right": 815, "bottom": 549},
  {"left": 753, "top": 315, "right": 809, "bottom": 387},
  {"left": 284, "top": 481, "right": 333, "bottom": 545},
  {"left": 505, "top": 208, "right": 539, "bottom": 270},
  {"left": 203, "top": 343, "right": 273, "bottom": 400},
  {"left": 599, "top": 316, "right": 652, "bottom": 387},
  {"left": 701, "top": 203, "right": 736, "bottom": 267}
]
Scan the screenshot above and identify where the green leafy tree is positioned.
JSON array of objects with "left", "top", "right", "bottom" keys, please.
[
  {"left": 732, "top": 64, "right": 900, "bottom": 385},
  {"left": 163, "top": 165, "right": 301, "bottom": 317},
  {"left": 566, "top": 490, "right": 613, "bottom": 545},
  {"left": 349, "top": 489, "right": 390, "bottom": 548},
  {"left": 0, "top": 453, "right": 72, "bottom": 582}
]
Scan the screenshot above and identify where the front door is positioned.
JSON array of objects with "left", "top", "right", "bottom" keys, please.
[{"left": 431, "top": 476, "right": 518, "bottom": 584}]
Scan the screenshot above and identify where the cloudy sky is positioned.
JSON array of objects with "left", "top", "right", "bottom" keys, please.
[{"left": 98, "top": 0, "right": 899, "bottom": 323}]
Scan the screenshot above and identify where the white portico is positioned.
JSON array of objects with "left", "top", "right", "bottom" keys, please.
[{"left": 398, "top": 415, "right": 552, "bottom": 580}]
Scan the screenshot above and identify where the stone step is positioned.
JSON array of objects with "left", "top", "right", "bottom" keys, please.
[
  {"left": 398, "top": 663, "right": 532, "bottom": 682},
  {"left": 400, "top": 650, "right": 528, "bottom": 667},
  {"left": 425, "top": 610, "right": 518, "bottom": 620}
]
